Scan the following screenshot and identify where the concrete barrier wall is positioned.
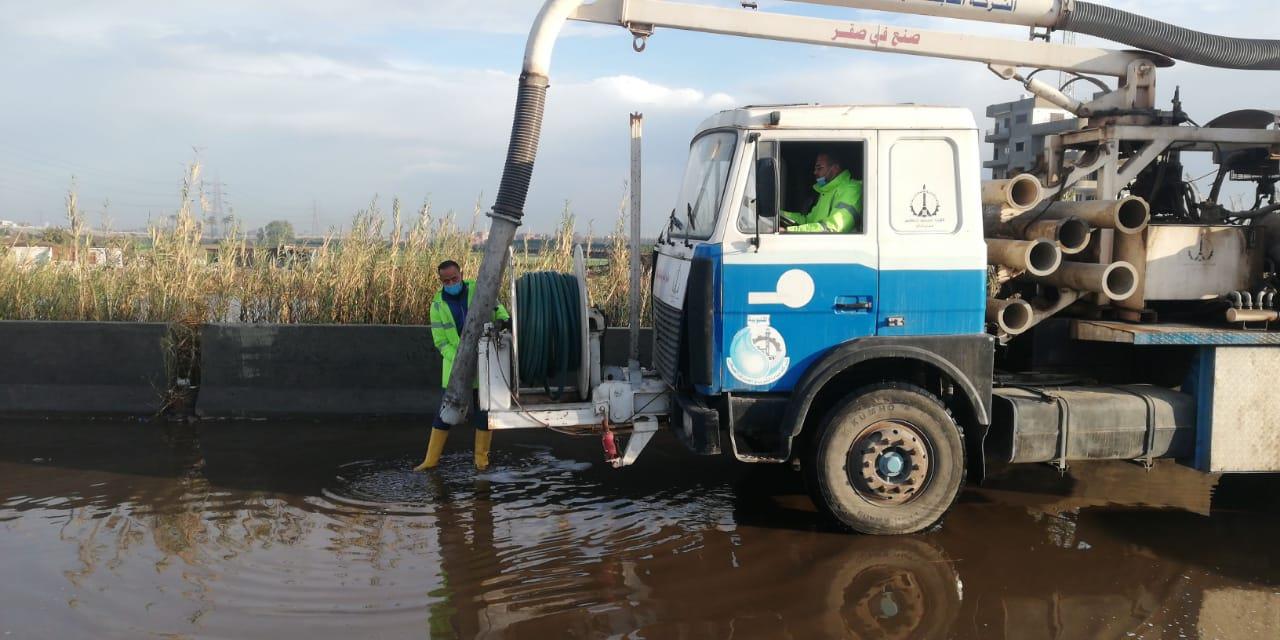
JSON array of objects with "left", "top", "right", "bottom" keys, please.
[
  {"left": 0, "top": 321, "right": 169, "bottom": 416},
  {"left": 0, "top": 322, "right": 653, "bottom": 419},
  {"left": 197, "top": 325, "right": 653, "bottom": 419},
  {"left": 196, "top": 324, "right": 442, "bottom": 418}
]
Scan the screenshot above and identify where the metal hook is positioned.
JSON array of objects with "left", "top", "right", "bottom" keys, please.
[{"left": 628, "top": 23, "right": 653, "bottom": 53}]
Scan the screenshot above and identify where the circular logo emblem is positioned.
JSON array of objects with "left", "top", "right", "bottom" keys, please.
[{"left": 726, "top": 317, "right": 789, "bottom": 386}]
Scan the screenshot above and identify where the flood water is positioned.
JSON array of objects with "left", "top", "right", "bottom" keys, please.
[{"left": 2, "top": 421, "right": 1279, "bottom": 639}]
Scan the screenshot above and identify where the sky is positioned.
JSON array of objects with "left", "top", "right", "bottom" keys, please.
[{"left": 0, "top": 0, "right": 1276, "bottom": 235}]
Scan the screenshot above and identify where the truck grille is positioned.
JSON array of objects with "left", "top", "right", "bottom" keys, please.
[{"left": 652, "top": 297, "right": 682, "bottom": 385}]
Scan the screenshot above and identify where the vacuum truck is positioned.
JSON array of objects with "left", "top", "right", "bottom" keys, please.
[{"left": 433, "top": 0, "right": 1280, "bottom": 534}]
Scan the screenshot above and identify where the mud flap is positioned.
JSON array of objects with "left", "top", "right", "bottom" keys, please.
[{"left": 671, "top": 392, "right": 721, "bottom": 455}]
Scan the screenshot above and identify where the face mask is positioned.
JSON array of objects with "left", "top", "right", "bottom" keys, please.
[
  {"left": 815, "top": 177, "right": 828, "bottom": 187},
  {"left": 444, "top": 282, "right": 463, "bottom": 296}
]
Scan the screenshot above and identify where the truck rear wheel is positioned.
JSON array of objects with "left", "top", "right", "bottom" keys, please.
[{"left": 803, "top": 383, "right": 965, "bottom": 535}]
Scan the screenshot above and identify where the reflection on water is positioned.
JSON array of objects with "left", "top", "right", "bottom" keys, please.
[{"left": 1, "top": 422, "right": 1278, "bottom": 638}]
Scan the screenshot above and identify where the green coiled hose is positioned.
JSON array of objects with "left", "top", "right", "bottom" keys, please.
[{"left": 515, "top": 271, "right": 582, "bottom": 397}]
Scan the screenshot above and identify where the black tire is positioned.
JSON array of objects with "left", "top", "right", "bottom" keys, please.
[{"left": 803, "top": 382, "right": 965, "bottom": 535}]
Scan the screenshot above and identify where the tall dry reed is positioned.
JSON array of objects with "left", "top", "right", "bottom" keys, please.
[{"left": 0, "top": 164, "right": 653, "bottom": 327}]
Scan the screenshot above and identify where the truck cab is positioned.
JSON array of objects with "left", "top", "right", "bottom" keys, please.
[{"left": 657, "top": 105, "right": 992, "bottom": 455}]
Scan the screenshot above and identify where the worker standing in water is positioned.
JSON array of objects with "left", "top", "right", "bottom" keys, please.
[{"left": 414, "top": 260, "right": 510, "bottom": 472}]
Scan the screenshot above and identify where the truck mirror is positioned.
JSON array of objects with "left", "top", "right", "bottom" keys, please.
[{"left": 756, "top": 156, "right": 778, "bottom": 219}]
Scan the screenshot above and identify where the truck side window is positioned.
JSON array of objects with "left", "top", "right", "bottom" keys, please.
[
  {"left": 736, "top": 150, "right": 778, "bottom": 234},
  {"left": 778, "top": 141, "right": 865, "bottom": 234}
]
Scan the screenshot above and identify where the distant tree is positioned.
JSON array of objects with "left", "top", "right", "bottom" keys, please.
[
  {"left": 39, "top": 227, "right": 69, "bottom": 245},
  {"left": 257, "top": 220, "right": 296, "bottom": 247}
]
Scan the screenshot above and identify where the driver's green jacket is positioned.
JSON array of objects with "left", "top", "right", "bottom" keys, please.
[{"left": 782, "top": 170, "right": 862, "bottom": 233}]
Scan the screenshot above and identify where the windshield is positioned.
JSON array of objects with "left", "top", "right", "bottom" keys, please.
[{"left": 671, "top": 131, "right": 736, "bottom": 240}]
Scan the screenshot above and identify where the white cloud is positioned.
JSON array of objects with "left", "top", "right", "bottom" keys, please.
[
  {"left": 0, "top": 0, "right": 1275, "bottom": 233},
  {"left": 590, "top": 75, "right": 737, "bottom": 109}
]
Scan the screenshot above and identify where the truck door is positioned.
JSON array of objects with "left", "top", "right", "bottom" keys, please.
[
  {"left": 718, "top": 134, "right": 879, "bottom": 392},
  {"left": 875, "top": 130, "right": 986, "bottom": 336}
]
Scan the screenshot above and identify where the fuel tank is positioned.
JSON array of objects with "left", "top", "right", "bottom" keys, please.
[{"left": 990, "top": 385, "right": 1196, "bottom": 464}]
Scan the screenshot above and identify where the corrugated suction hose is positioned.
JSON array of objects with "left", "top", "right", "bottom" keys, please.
[
  {"left": 493, "top": 74, "right": 550, "bottom": 222},
  {"left": 515, "top": 271, "right": 582, "bottom": 397},
  {"left": 1064, "top": 2, "right": 1280, "bottom": 70}
]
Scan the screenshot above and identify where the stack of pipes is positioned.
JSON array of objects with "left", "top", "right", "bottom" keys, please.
[{"left": 982, "top": 173, "right": 1149, "bottom": 338}]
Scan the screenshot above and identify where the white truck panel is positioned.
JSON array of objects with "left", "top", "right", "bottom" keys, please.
[
  {"left": 1202, "top": 347, "right": 1280, "bottom": 473},
  {"left": 1143, "top": 225, "right": 1253, "bottom": 301}
]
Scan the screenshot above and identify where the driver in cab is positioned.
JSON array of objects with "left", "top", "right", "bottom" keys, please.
[{"left": 781, "top": 151, "right": 862, "bottom": 233}]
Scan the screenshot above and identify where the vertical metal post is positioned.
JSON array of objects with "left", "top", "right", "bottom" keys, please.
[{"left": 628, "top": 113, "right": 643, "bottom": 376}]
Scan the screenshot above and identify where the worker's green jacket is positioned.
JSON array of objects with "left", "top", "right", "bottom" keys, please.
[
  {"left": 782, "top": 170, "right": 863, "bottom": 233},
  {"left": 430, "top": 279, "right": 510, "bottom": 388}
]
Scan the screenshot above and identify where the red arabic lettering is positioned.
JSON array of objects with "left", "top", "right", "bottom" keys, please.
[
  {"left": 891, "top": 31, "right": 921, "bottom": 46},
  {"left": 831, "top": 25, "right": 868, "bottom": 42}
]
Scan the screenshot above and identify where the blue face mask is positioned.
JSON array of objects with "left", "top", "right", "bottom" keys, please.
[
  {"left": 444, "top": 282, "right": 463, "bottom": 296},
  {"left": 815, "top": 176, "right": 828, "bottom": 188}
]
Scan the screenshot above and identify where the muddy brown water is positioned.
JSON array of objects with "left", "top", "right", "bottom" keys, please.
[{"left": 2, "top": 421, "right": 1279, "bottom": 639}]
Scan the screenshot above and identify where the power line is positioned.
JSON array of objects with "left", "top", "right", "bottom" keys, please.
[
  {"left": 0, "top": 142, "right": 182, "bottom": 187},
  {"left": 0, "top": 157, "right": 183, "bottom": 199}
]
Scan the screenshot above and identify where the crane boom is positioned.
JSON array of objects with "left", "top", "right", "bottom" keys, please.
[{"left": 571, "top": 0, "right": 1159, "bottom": 77}]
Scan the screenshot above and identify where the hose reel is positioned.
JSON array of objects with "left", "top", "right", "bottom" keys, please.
[{"left": 511, "top": 246, "right": 592, "bottom": 400}]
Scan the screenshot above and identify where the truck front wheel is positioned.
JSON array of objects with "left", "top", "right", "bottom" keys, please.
[{"left": 803, "top": 383, "right": 965, "bottom": 535}]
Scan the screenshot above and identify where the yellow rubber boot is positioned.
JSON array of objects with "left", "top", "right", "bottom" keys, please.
[
  {"left": 474, "top": 430, "right": 493, "bottom": 471},
  {"left": 413, "top": 428, "right": 449, "bottom": 472}
]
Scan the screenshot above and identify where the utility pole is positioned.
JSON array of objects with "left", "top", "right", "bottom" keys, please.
[{"left": 206, "top": 176, "right": 228, "bottom": 238}]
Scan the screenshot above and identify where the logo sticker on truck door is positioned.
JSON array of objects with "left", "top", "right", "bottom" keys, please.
[
  {"left": 726, "top": 315, "right": 790, "bottom": 386},
  {"left": 889, "top": 138, "right": 959, "bottom": 233}
]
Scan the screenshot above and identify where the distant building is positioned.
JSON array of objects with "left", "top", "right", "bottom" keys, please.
[
  {"left": 87, "top": 247, "right": 124, "bottom": 267},
  {"left": 985, "top": 96, "right": 1076, "bottom": 178},
  {"left": 0, "top": 220, "right": 16, "bottom": 229},
  {"left": 7, "top": 246, "right": 53, "bottom": 266}
]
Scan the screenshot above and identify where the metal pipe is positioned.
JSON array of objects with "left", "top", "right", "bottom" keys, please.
[
  {"left": 1258, "top": 289, "right": 1269, "bottom": 311},
  {"left": 796, "top": 0, "right": 1280, "bottom": 71},
  {"left": 1226, "top": 308, "right": 1278, "bottom": 323},
  {"left": 437, "top": 0, "right": 586, "bottom": 427},
  {"left": 983, "top": 204, "right": 1022, "bottom": 229},
  {"left": 628, "top": 113, "right": 643, "bottom": 374},
  {"left": 987, "top": 297, "right": 1034, "bottom": 335},
  {"left": 1035, "top": 196, "right": 1150, "bottom": 234},
  {"left": 982, "top": 174, "right": 1043, "bottom": 211},
  {"left": 1227, "top": 290, "right": 1243, "bottom": 309},
  {"left": 987, "top": 238, "right": 1061, "bottom": 277},
  {"left": 1023, "top": 217, "right": 1091, "bottom": 255},
  {"left": 1029, "top": 261, "right": 1139, "bottom": 301},
  {"left": 992, "top": 66, "right": 1086, "bottom": 116},
  {"left": 1112, "top": 223, "right": 1146, "bottom": 311},
  {"left": 1242, "top": 291, "right": 1254, "bottom": 310},
  {"left": 1026, "top": 288, "right": 1083, "bottom": 334},
  {"left": 787, "top": 0, "right": 1065, "bottom": 28}
]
